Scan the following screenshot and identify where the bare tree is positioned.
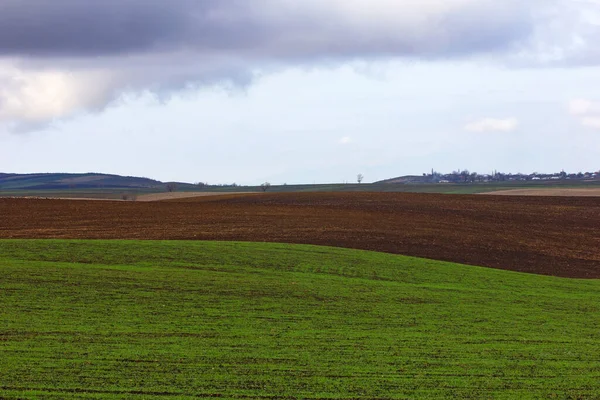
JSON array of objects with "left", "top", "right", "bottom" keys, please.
[
  {"left": 260, "top": 182, "right": 271, "bottom": 192},
  {"left": 121, "top": 193, "right": 137, "bottom": 201},
  {"left": 166, "top": 183, "right": 177, "bottom": 192},
  {"left": 357, "top": 173, "right": 364, "bottom": 184}
]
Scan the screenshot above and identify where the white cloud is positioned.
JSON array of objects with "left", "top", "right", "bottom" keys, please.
[
  {"left": 569, "top": 98, "right": 600, "bottom": 129},
  {"left": 464, "top": 118, "right": 519, "bottom": 132},
  {"left": 568, "top": 98, "right": 600, "bottom": 115},
  {"left": 339, "top": 136, "right": 353, "bottom": 144},
  {"left": 511, "top": 0, "right": 600, "bottom": 66},
  {"left": 0, "top": 62, "right": 117, "bottom": 128},
  {"left": 582, "top": 117, "right": 600, "bottom": 129}
]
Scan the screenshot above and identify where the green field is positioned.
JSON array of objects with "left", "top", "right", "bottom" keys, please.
[{"left": 1, "top": 240, "right": 599, "bottom": 399}]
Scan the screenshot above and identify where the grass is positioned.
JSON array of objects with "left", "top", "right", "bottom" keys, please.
[{"left": 1, "top": 240, "right": 599, "bottom": 399}]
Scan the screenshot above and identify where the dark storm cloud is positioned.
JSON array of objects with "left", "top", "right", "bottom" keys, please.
[
  {"left": 0, "top": 0, "right": 265, "bottom": 56},
  {"left": 0, "top": 0, "right": 533, "bottom": 59}
]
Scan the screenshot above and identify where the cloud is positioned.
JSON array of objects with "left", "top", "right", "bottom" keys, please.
[
  {"left": 581, "top": 117, "right": 600, "bottom": 129},
  {"left": 464, "top": 118, "right": 519, "bottom": 132},
  {"left": 569, "top": 99, "right": 600, "bottom": 116},
  {"left": 517, "top": 0, "right": 600, "bottom": 66},
  {"left": 0, "top": 0, "right": 597, "bottom": 130},
  {"left": 0, "top": 63, "right": 116, "bottom": 123},
  {"left": 0, "top": 0, "right": 534, "bottom": 59},
  {"left": 569, "top": 98, "right": 600, "bottom": 129},
  {"left": 339, "top": 137, "right": 353, "bottom": 145}
]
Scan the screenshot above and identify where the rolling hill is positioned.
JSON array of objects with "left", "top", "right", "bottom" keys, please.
[
  {"left": 1, "top": 240, "right": 600, "bottom": 399},
  {"left": 0, "top": 172, "right": 194, "bottom": 191}
]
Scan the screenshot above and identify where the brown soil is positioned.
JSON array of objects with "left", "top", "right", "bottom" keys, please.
[
  {"left": 484, "top": 188, "right": 600, "bottom": 197},
  {"left": 1, "top": 192, "right": 599, "bottom": 278},
  {"left": 136, "top": 191, "right": 259, "bottom": 202}
]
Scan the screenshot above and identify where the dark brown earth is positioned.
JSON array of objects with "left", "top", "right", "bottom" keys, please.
[{"left": 1, "top": 192, "right": 599, "bottom": 278}]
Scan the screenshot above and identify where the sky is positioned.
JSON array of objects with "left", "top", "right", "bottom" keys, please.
[{"left": 1, "top": 0, "right": 600, "bottom": 184}]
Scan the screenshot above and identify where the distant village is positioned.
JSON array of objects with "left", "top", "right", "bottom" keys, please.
[{"left": 389, "top": 169, "right": 600, "bottom": 184}]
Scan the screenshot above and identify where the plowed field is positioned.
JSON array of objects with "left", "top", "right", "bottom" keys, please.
[
  {"left": 485, "top": 188, "right": 600, "bottom": 196},
  {"left": 1, "top": 192, "right": 599, "bottom": 278}
]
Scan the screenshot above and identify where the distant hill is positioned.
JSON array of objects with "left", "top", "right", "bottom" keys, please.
[
  {"left": 0, "top": 173, "right": 195, "bottom": 191},
  {"left": 375, "top": 175, "right": 430, "bottom": 184}
]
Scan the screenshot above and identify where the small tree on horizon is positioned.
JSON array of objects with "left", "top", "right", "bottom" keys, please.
[
  {"left": 260, "top": 182, "right": 271, "bottom": 192},
  {"left": 121, "top": 193, "right": 137, "bottom": 201},
  {"left": 166, "top": 183, "right": 177, "bottom": 192},
  {"left": 357, "top": 173, "right": 364, "bottom": 184}
]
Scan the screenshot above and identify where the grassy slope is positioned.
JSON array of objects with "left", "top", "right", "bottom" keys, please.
[
  {"left": 0, "top": 240, "right": 599, "bottom": 399},
  {"left": 0, "top": 173, "right": 201, "bottom": 197}
]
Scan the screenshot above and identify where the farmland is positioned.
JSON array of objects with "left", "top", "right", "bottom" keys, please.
[
  {"left": 1, "top": 240, "right": 600, "bottom": 399},
  {"left": 1, "top": 192, "right": 599, "bottom": 277},
  {"left": 1, "top": 192, "right": 599, "bottom": 399},
  {"left": 483, "top": 188, "right": 600, "bottom": 196}
]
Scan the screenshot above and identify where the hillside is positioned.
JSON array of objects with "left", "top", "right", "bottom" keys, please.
[
  {"left": 0, "top": 172, "right": 194, "bottom": 191},
  {"left": 2, "top": 192, "right": 599, "bottom": 277},
  {"left": 1, "top": 240, "right": 599, "bottom": 399},
  {"left": 376, "top": 175, "right": 430, "bottom": 184}
]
